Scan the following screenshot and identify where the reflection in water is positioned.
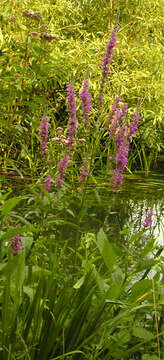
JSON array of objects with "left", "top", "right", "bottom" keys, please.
[{"left": 82, "top": 172, "right": 164, "bottom": 255}]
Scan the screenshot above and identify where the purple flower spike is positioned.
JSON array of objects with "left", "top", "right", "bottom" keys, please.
[
  {"left": 128, "top": 112, "right": 142, "bottom": 138},
  {"left": 98, "top": 27, "right": 119, "bottom": 109},
  {"left": 10, "top": 235, "right": 22, "bottom": 256},
  {"left": 108, "top": 97, "right": 141, "bottom": 191},
  {"left": 56, "top": 154, "right": 70, "bottom": 187},
  {"left": 39, "top": 116, "right": 50, "bottom": 153},
  {"left": 80, "top": 80, "right": 92, "bottom": 129},
  {"left": 143, "top": 210, "right": 155, "bottom": 228},
  {"left": 100, "top": 27, "right": 118, "bottom": 79}
]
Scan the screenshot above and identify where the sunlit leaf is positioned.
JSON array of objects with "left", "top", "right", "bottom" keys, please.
[
  {"left": 97, "top": 228, "right": 116, "bottom": 271},
  {"left": 1, "top": 196, "right": 24, "bottom": 216},
  {"left": 133, "top": 326, "right": 154, "bottom": 340}
]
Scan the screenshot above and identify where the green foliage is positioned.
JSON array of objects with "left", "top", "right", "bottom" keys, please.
[
  {"left": 0, "top": 185, "right": 163, "bottom": 359},
  {"left": 0, "top": 0, "right": 163, "bottom": 176},
  {"left": 97, "top": 228, "right": 116, "bottom": 271}
]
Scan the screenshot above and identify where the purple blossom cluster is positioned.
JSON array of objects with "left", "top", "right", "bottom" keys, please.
[
  {"left": 98, "top": 27, "right": 119, "bottom": 108},
  {"left": 80, "top": 80, "right": 92, "bottom": 129},
  {"left": 55, "top": 154, "right": 70, "bottom": 186},
  {"left": 39, "top": 116, "right": 50, "bottom": 153},
  {"left": 55, "top": 84, "right": 78, "bottom": 186},
  {"left": 10, "top": 235, "right": 22, "bottom": 255},
  {"left": 100, "top": 27, "right": 119, "bottom": 78},
  {"left": 128, "top": 112, "right": 142, "bottom": 138},
  {"left": 43, "top": 174, "right": 52, "bottom": 191},
  {"left": 108, "top": 97, "right": 141, "bottom": 191},
  {"left": 66, "top": 83, "right": 78, "bottom": 150},
  {"left": 143, "top": 210, "right": 155, "bottom": 228}
]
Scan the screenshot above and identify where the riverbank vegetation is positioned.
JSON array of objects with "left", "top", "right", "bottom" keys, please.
[
  {"left": 0, "top": 0, "right": 163, "bottom": 178},
  {"left": 0, "top": 0, "right": 164, "bottom": 359}
]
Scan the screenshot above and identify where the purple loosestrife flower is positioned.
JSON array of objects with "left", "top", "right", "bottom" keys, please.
[
  {"left": 55, "top": 154, "right": 70, "bottom": 187},
  {"left": 66, "top": 83, "right": 78, "bottom": 150},
  {"left": 108, "top": 98, "right": 141, "bottom": 191},
  {"left": 10, "top": 235, "right": 22, "bottom": 255},
  {"left": 43, "top": 174, "right": 52, "bottom": 191},
  {"left": 55, "top": 84, "right": 77, "bottom": 187},
  {"left": 143, "top": 210, "right": 155, "bottom": 228},
  {"left": 128, "top": 112, "right": 142, "bottom": 138},
  {"left": 80, "top": 80, "right": 92, "bottom": 130},
  {"left": 98, "top": 27, "right": 119, "bottom": 109},
  {"left": 39, "top": 116, "right": 50, "bottom": 153},
  {"left": 108, "top": 95, "right": 121, "bottom": 121},
  {"left": 100, "top": 27, "right": 118, "bottom": 78}
]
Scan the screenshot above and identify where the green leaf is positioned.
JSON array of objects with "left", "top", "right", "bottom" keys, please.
[
  {"left": 136, "top": 258, "right": 155, "bottom": 272},
  {"left": 14, "top": 84, "right": 23, "bottom": 92},
  {"left": 14, "top": 251, "right": 25, "bottom": 290},
  {"left": 116, "top": 329, "right": 131, "bottom": 344},
  {"left": 48, "top": 220, "right": 79, "bottom": 228},
  {"left": 141, "top": 236, "right": 155, "bottom": 257},
  {"left": 133, "top": 326, "right": 154, "bottom": 341},
  {"left": 106, "top": 283, "right": 122, "bottom": 300},
  {"left": 66, "top": 209, "right": 75, "bottom": 217},
  {"left": 97, "top": 228, "right": 116, "bottom": 272},
  {"left": 129, "top": 279, "right": 152, "bottom": 303},
  {"left": 1, "top": 196, "right": 24, "bottom": 217},
  {"left": 50, "top": 350, "right": 85, "bottom": 360},
  {"left": 142, "top": 355, "right": 159, "bottom": 360},
  {"left": 0, "top": 263, "right": 7, "bottom": 272},
  {"left": 73, "top": 275, "right": 85, "bottom": 289},
  {"left": 0, "top": 27, "right": 3, "bottom": 45},
  {"left": 1, "top": 225, "right": 38, "bottom": 241},
  {"left": 92, "top": 265, "right": 107, "bottom": 293},
  {"left": 23, "top": 286, "right": 34, "bottom": 300}
]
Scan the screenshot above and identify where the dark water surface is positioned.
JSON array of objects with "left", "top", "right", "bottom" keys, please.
[
  {"left": 1, "top": 170, "right": 163, "bottom": 247},
  {"left": 81, "top": 171, "right": 164, "bottom": 246}
]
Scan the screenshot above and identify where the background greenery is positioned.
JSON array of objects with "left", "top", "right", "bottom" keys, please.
[{"left": 0, "top": 0, "right": 163, "bottom": 177}]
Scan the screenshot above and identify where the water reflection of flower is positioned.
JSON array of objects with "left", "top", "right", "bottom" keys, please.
[{"left": 143, "top": 210, "right": 155, "bottom": 228}]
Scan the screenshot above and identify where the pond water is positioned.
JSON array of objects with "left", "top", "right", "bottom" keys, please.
[
  {"left": 78, "top": 171, "right": 164, "bottom": 247},
  {"left": 1, "top": 170, "right": 164, "bottom": 250}
]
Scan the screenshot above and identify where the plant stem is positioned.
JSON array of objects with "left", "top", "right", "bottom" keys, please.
[{"left": 152, "top": 278, "right": 160, "bottom": 360}]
